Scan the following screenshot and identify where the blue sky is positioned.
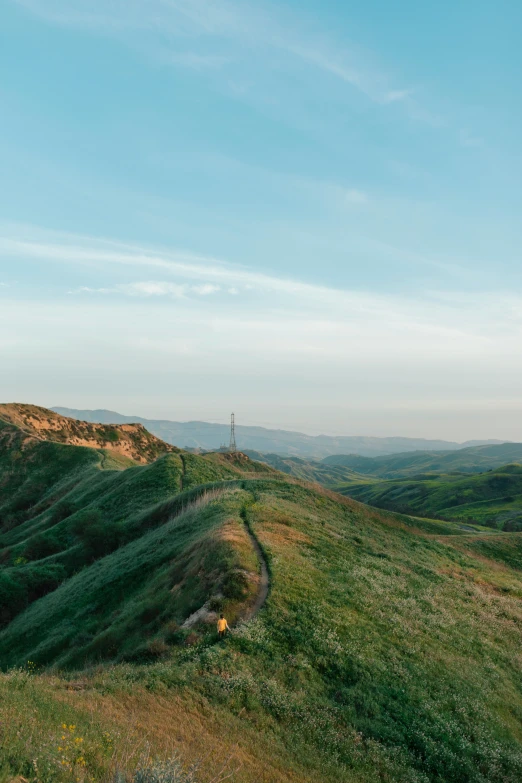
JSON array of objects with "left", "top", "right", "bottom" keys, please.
[{"left": 1, "top": 0, "right": 522, "bottom": 439}]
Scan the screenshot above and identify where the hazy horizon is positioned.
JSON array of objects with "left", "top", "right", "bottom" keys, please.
[
  {"left": 38, "top": 402, "right": 517, "bottom": 443},
  {"left": 2, "top": 1, "right": 522, "bottom": 442}
]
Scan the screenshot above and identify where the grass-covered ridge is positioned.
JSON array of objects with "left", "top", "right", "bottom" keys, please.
[{"left": 2, "top": 413, "right": 522, "bottom": 782}]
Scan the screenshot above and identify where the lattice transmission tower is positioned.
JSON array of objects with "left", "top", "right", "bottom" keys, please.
[{"left": 229, "top": 413, "right": 237, "bottom": 453}]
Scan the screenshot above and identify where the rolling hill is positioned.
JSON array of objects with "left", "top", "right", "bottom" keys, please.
[
  {"left": 243, "top": 449, "right": 368, "bottom": 484},
  {"left": 335, "top": 465, "right": 522, "bottom": 530},
  {"left": 52, "top": 406, "right": 503, "bottom": 458},
  {"left": 324, "top": 442, "right": 522, "bottom": 478},
  {"left": 2, "top": 406, "right": 522, "bottom": 782}
]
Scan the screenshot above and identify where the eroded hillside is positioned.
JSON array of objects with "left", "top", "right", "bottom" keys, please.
[{"left": 0, "top": 403, "right": 177, "bottom": 464}]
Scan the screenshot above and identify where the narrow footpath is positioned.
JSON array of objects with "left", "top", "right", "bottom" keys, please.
[{"left": 242, "top": 522, "right": 270, "bottom": 622}]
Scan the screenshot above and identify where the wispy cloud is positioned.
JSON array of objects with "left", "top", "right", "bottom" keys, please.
[
  {"left": 0, "top": 229, "right": 360, "bottom": 305},
  {"left": 4, "top": 224, "right": 522, "bottom": 438},
  {"left": 119, "top": 281, "right": 221, "bottom": 297},
  {"left": 163, "top": 52, "right": 231, "bottom": 70},
  {"left": 344, "top": 188, "right": 368, "bottom": 205},
  {"left": 15, "top": 0, "right": 414, "bottom": 108},
  {"left": 68, "top": 285, "right": 112, "bottom": 294},
  {"left": 69, "top": 281, "right": 223, "bottom": 298},
  {"left": 459, "top": 128, "right": 484, "bottom": 149},
  {"left": 1, "top": 225, "right": 520, "bottom": 334},
  {"left": 383, "top": 88, "right": 415, "bottom": 104}
]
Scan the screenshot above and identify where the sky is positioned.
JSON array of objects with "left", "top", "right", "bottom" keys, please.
[{"left": 1, "top": 0, "right": 522, "bottom": 440}]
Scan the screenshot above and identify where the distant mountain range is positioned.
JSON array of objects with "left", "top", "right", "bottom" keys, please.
[{"left": 52, "top": 407, "right": 504, "bottom": 459}]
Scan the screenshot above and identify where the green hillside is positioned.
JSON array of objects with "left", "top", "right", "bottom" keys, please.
[
  {"left": 336, "top": 465, "right": 522, "bottom": 530},
  {"left": 324, "top": 441, "right": 522, "bottom": 478},
  {"left": 2, "top": 412, "right": 522, "bottom": 782}
]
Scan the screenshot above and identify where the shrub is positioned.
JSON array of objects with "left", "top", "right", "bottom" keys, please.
[
  {"left": 50, "top": 499, "right": 77, "bottom": 524},
  {"left": 222, "top": 569, "right": 249, "bottom": 600},
  {"left": 73, "top": 509, "right": 122, "bottom": 560},
  {"left": 132, "top": 756, "right": 198, "bottom": 783},
  {"left": 0, "top": 571, "right": 26, "bottom": 625},
  {"left": 23, "top": 532, "right": 62, "bottom": 561}
]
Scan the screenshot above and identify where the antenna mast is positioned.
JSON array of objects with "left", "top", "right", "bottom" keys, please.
[{"left": 229, "top": 413, "right": 237, "bottom": 453}]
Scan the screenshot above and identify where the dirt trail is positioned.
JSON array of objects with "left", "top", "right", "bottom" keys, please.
[
  {"left": 182, "top": 506, "right": 270, "bottom": 630},
  {"left": 242, "top": 522, "right": 270, "bottom": 622}
]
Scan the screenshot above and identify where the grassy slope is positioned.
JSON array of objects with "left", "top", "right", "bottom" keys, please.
[
  {"left": 337, "top": 465, "right": 522, "bottom": 530},
  {"left": 2, "top": 429, "right": 522, "bottom": 781},
  {"left": 0, "top": 429, "right": 272, "bottom": 643}
]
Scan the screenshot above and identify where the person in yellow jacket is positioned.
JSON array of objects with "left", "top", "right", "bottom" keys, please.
[{"left": 217, "top": 614, "right": 230, "bottom": 639}]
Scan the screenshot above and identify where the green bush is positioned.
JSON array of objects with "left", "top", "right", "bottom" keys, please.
[
  {"left": 0, "top": 570, "right": 26, "bottom": 625},
  {"left": 132, "top": 756, "right": 198, "bottom": 783},
  {"left": 50, "top": 499, "right": 77, "bottom": 524},
  {"left": 72, "top": 509, "right": 123, "bottom": 560},
  {"left": 222, "top": 569, "right": 249, "bottom": 600},
  {"left": 23, "top": 532, "right": 62, "bottom": 561}
]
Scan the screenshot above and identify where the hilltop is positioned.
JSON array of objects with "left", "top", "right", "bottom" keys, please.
[
  {"left": 52, "top": 406, "right": 503, "bottom": 458},
  {"left": 0, "top": 403, "right": 176, "bottom": 464},
  {"left": 1, "top": 411, "right": 522, "bottom": 782}
]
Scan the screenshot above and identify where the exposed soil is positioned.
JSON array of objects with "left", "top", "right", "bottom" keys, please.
[
  {"left": 0, "top": 403, "right": 177, "bottom": 464},
  {"left": 241, "top": 524, "right": 270, "bottom": 622}
]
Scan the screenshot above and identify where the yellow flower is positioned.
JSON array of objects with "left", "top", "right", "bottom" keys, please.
[{"left": 62, "top": 723, "right": 68, "bottom": 729}]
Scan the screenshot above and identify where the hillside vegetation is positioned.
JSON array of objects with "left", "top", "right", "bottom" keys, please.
[
  {"left": 2, "top": 408, "right": 522, "bottom": 782},
  {"left": 0, "top": 403, "right": 176, "bottom": 464},
  {"left": 336, "top": 465, "right": 522, "bottom": 530}
]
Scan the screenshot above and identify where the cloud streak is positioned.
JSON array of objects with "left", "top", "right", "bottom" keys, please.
[
  {"left": 3, "top": 225, "right": 522, "bottom": 340},
  {"left": 71, "top": 281, "right": 223, "bottom": 297},
  {"left": 3, "top": 224, "right": 522, "bottom": 438},
  {"left": 15, "top": 0, "right": 415, "bottom": 107}
]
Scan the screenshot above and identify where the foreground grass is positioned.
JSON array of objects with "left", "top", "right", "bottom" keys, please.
[
  {"left": 0, "top": 667, "right": 326, "bottom": 783},
  {"left": 3, "top": 481, "right": 522, "bottom": 782},
  {"left": 3, "top": 417, "right": 522, "bottom": 783}
]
